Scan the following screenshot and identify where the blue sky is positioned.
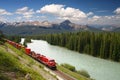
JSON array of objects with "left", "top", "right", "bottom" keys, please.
[{"left": 0, "top": 0, "right": 120, "bottom": 25}]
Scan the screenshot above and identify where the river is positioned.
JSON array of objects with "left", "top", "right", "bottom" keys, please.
[{"left": 27, "top": 39, "right": 120, "bottom": 80}]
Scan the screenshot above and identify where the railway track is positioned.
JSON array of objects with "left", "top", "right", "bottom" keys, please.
[
  {"left": 44, "top": 67, "right": 76, "bottom": 80},
  {"left": 29, "top": 55, "right": 76, "bottom": 80},
  {"left": 6, "top": 39, "right": 76, "bottom": 80},
  {"left": 53, "top": 70, "right": 76, "bottom": 80}
]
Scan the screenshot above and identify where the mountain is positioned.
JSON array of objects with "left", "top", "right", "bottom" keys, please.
[
  {"left": 54, "top": 20, "right": 93, "bottom": 30},
  {"left": 0, "top": 20, "right": 110, "bottom": 35},
  {"left": 90, "top": 24, "right": 120, "bottom": 31},
  {"left": 0, "top": 22, "right": 6, "bottom": 28},
  {"left": 59, "top": 20, "right": 73, "bottom": 30},
  {"left": 113, "top": 27, "right": 120, "bottom": 32}
]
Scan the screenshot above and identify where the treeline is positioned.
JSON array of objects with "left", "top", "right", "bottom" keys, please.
[
  {"left": 0, "top": 30, "right": 5, "bottom": 44},
  {"left": 0, "top": 30, "right": 22, "bottom": 44},
  {"left": 6, "top": 36, "right": 21, "bottom": 43},
  {"left": 27, "top": 31, "right": 120, "bottom": 62}
]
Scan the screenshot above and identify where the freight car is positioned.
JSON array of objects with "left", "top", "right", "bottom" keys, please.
[
  {"left": 6, "top": 40, "right": 56, "bottom": 70},
  {"left": 37, "top": 54, "right": 56, "bottom": 69},
  {"left": 25, "top": 48, "right": 56, "bottom": 69}
]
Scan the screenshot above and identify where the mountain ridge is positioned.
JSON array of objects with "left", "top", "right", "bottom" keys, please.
[{"left": 0, "top": 20, "right": 119, "bottom": 35}]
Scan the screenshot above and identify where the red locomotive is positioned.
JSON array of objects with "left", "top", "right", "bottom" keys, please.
[{"left": 6, "top": 40, "right": 56, "bottom": 70}]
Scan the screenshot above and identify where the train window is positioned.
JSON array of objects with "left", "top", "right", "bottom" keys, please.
[{"left": 49, "top": 60, "right": 55, "bottom": 62}]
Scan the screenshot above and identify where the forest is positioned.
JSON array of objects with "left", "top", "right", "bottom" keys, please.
[
  {"left": 28, "top": 31, "right": 120, "bottom": 62},
  {"left": 3, "top": 31, "right": 120, "bottom": 62}
]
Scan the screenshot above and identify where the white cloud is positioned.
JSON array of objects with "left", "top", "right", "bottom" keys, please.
[
  {"left": 37, "top": 4, "right": 64, "bottom": 15},
  {"left": 114, "top": 7, "right": 120, "bottom": 15},
  {"left": 0, "top": 5, "right": 120, "bottom": 25},
  {"left": 0, "top": 9, "right": 12, "bottom": 15},
  {"left": 87, "top": 15, "right": 101, "bottom": 23},
  {"left": 36, "top": 5, "right": 120, "bottom": 25},
  {"left": 16, "top": 16, "right": 23, "bottom": 21},
  {"left": 37, "top": 4, "right": 87, "bottom": 21},
  {"left": 16, "top": 7, "right": 35, "bottom": 18},
  {"left": 87, "top": 12, "right": 94, "bottom": 16},
  {"left": 86, "top": 14, "right": 120, "bottom": 25},
  {"left": 93, "top": 15, "right": 100, "bottom": 19},
  {"left": 0, "top": 16, "right": 6, "bottom": 22}
]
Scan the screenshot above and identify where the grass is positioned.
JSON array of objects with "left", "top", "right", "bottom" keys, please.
[
  {"left": 4, "top": 43, "right": 94, "bottom": 80},
  {"left": 6, "top": 43, "right": 40, "bottom": 66},
  {"left": 0, "top": 73, "right": 11, "bottom": 80},
  {"left": 61, "top": 63, "right": 91, "bottom": 78},
  {"left": 7, "top": 43, "right": 91, "bottom": 80},
  {"left": 0, "top": 44, "right": 45, "bottom": 80},
  {"left": 61, "top": 63, "right": 76, "bottom": 72},
  {"left": 77, "top": 70, "right": 90, "bottom": 78},
  {"left": 57, "top": 64, "right": 92, "bottom": 80}
]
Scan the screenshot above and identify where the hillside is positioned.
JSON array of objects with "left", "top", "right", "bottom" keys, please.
[
  {"left": 0, "top": 44, "right": 57, "bottom": 80},
  {"left": 0, "top": 32, "right": 92, "bottom": 80},
  {"left": 0, "top": 40, "right": 93, "bottom": 80}
]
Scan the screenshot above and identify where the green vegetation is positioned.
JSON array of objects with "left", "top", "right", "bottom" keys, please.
[
  {"left": 24, "top": 37, "right": 31, "bottom": 43},
  {"left": 0, "top": 44, "right": 45, "bottom": 80},
  {"left": 28, "top": 31, "right": 120, "bottom": 62},
  {"left": 61, "top": 63, "right": 90, "bottom": 78},
  {"left": 61, "top": 63, "right": 76, "bottom": 72},
  {"left": 0, "top": 49, "right": 25, "bottom": 78},
  {"left": 23, "top": 41, "right": 27, "bottom": 47},
  {"left": 0, "top": 30, "right": 5, "bottom": 45},
  {"left": 57, "top": 64, "right": 93, "bottom": 80},
  {"left": 77, "top": 70, "right": 90, "bottom": 78},
  {"left": 23, "top": 37, "right": 31, "bottom": 47},
  {"left": 6, "top": 35, "right": 21, "bottom": 43},
  {"left": 0, "top": 73, "right": 11, "bottom": 80}
]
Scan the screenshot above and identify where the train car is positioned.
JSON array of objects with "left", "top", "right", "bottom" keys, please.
[
  {"left": 6, "top": 40, "right": 22, "bottom": 49},
  {"left": 25, "top": 48, "right": 31, "bottom": 55},
  {"left": 34, "top": 54, "right": 41, "bottom": 59},
  {"left": 15, "top": 43, "right": 21, "bottom": 49},
  {"left": 6, "top": 39, "right": 56, "bottom": 70},
  {"left": 30, "top": 51, "right": 37, "bottom": 58},
  {"left": 38, "top": 55, "right": 56, "bottom": 69},
  {"left": 30, "top": 52, "right": 56, "bottom": 69}
]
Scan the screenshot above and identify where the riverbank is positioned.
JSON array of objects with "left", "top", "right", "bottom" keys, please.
[
  {"left": 0, "top": 41, "right": 92, "bottom": 80},
  {"left": 57, "top": 64, "right": 94, "bottom": 80},
  {"left": 27, "top": 39, "right": 120, "bottom": 80},
  {"left": 29, "top": 32, "right": 120, "bottom": 62}
]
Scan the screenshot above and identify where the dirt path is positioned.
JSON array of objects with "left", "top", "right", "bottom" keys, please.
[{"left": 53, "top": 70, "right": 76, "bottom": 80}]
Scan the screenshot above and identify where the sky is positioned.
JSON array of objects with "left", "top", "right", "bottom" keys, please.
[{"left": 0, "top": 0, "right": 120, "bottom": 25}]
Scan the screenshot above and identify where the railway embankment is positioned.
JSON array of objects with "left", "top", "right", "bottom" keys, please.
[
  {"left": 0, "top": 44, "right": 57, "bottom": 80},
  {"left": 0, "top": 42, "right": 93, "bottom": 80}
]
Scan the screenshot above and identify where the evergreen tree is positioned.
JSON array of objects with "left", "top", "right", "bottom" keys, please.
[{"left": 32, "top": 31, "right": 120, "bottom": 62}]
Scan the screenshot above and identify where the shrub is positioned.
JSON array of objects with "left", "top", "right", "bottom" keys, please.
[
  {"left": 61, "top": 63, "right": 76, "bottom": 72},
  {"left": 77, "top": 70, "right": 90, "bottom": 78},
  {"left": 0, "top": 41, "right": 4, "bottom": 45},
  {"left": 25, "top": 38, "right": 31, "bottom": 43},
  {"left": 23, "top": 42, "right": 27, "bottom": 47}
]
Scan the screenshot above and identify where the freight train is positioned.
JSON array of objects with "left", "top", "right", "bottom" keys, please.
[{"left": 6, "top": 40, "right": 56, "bottom": 70}]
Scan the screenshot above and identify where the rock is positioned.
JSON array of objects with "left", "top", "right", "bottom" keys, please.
[{"left": 25, "top": 73, "right": 31, "bottom": 80}]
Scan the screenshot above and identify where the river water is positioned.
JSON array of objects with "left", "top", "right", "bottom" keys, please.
[{"left": 27, "top": 39, "right": 120, "bottom": 80}]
